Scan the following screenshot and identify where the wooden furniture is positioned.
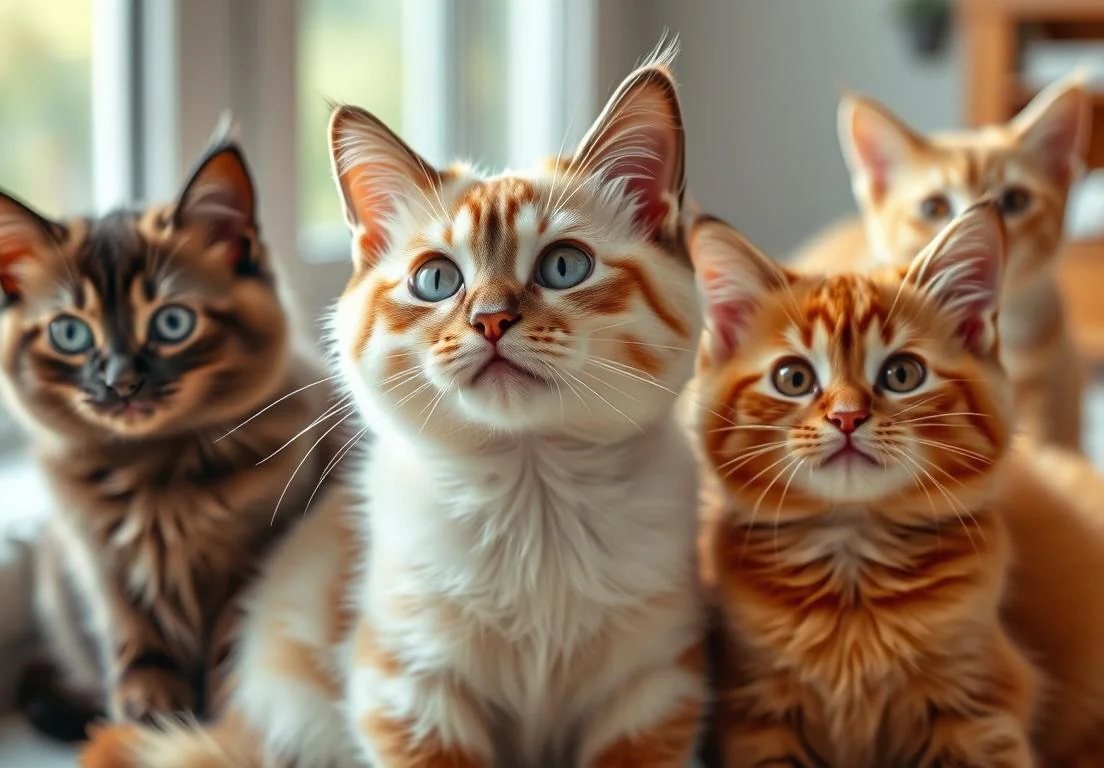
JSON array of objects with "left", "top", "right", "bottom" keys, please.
[{"left": 962, "top": 0, "right": 1104, "bottom": 362}]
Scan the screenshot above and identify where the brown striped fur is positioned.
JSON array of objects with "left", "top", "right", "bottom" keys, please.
[
  {"left": 692, "top": 206, "right": 1043, "bottom": 766},
  {"left": 0, "top": 137, "right": 339, "bottom": 739},
  {"left": 793, "top": 75, "right": 1090, "bottom": 451}
]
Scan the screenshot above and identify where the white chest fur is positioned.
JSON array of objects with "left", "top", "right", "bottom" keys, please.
[{"left": 356, "top": 416, "right": 701, "bottom": 757}]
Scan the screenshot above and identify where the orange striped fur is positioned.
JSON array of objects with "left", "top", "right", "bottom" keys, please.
[
  {"left": 692, "top": 205, "right": 1042, "bottom": 766},
  {"left": 793, "top": 74, "right": 1090, "bottom": 451}
]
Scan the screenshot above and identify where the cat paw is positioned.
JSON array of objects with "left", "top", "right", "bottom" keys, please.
[{"left": 110, "top": 668, "right": 195, "bottom": 724}]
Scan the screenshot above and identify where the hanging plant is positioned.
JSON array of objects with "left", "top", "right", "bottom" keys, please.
[{"left": 895, "top": 0, "right": 953, "bottom": 60}]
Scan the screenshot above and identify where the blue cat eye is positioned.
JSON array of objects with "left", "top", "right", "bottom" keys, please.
[
  {"left": 48, "top": 316, "right": 94, "bottom": 355},
  {"left": 410, "top": 257, "right": 463, "bottom": 302},
  {"left": 535, "top": 243, "right": 593, "bottom": 290},
  {"left": 149, "top": 304, "right": 196, "bottom": 344}
]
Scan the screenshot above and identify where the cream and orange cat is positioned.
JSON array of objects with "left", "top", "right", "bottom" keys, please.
[
  {"left": 793, "top": 75, "right": 1089, "bottom": 450},
  {"left": 82, "top": 49, "right": 708, "bottom": 767},
  {"left": 693, "top": 203, "right": 1104, "bottom": 766}
]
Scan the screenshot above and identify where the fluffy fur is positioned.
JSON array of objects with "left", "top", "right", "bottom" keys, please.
[
  {"left": 82, "top": 46, "right": 708, "bottom": 767},
  {"left": 694, "top": 204, "right": 1043, "bottom": 766},
  {"left": 792, "top": 74, "right": 1090, "bottom": 451},
  {"left": 1, "top": 136, "right": 338, "bottom": 740}
]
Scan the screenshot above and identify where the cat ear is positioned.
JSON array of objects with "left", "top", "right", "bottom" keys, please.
[
  {"left": 839, "top": 95, "right": 927, "bottom": 204},
  {"left": 174, "top": 143, "right": 258, "bottom": 265},
  {"left": 1011, "top": 73, "right": 1089, "bottom": 185},
  {"left": 688, "top": 215, "right": 791, "bottom": 360},
  {"left": 0, "top": 192, "right": 63, "bottom": 299},
  {"left": 570, "top": 41, "right": 685, "bottom": 240},
  {"left": 907, "top": 201, "right": 1005, "bottom": 354},
  {"left": 329, "top": 105, "right": 442, "bottom": 268}
]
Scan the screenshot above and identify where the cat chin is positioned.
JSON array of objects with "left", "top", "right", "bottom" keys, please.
[{"left": 799, "top": 461, "right": 913, "bottom": 506}]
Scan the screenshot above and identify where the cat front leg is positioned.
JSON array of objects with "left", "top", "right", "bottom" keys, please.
[
  {"left": 348, "top": 621, "right": 494, "bottom": 767},
  {"left": 104, "top": 595, "right": 196, "bottom": 723},
  {"left": 578, "top": 641, "right": 707, "bottom": 768}
]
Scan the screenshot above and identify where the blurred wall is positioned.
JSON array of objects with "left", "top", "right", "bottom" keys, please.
[{"left": 598, "top": 0, "right": 964, "bottom": 258}]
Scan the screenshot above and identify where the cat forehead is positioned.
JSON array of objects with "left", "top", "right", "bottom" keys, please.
[
  {"left": 760, "top": 275, "right": 915, "bottom": 356},
  {"left": 897, "top": 133, "right": 1033, "bottom": 190},
  {"left": 23, "top": 206, "right": 217, "bottom": 308}
]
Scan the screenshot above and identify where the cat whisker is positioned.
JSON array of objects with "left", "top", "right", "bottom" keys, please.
[
  {"left": 256, "top": 399, "right": 356, "bottom": 466},
  {"left": 216, "top": 375, "right": 337, "bottom": 443},
  {"left": 301, "top": 424, "right": 370, "bottom": 518},
  {"left": 773, "top": 457, "right": 806, "bottom": 555},
  {"left": 269, "top": 411, "right": 354, "bottom": 526},
  {"left": 909, "top": 437, "right": 994, "bottom": 465},
  {"left": 559, "top": 367, "right": 641, "bottom": 431}
]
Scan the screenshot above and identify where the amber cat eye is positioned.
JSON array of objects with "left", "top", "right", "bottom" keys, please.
[
  {"left": 998, "top": 186, "right": 1032, "bottom": 216},
  {"left": 880, "top": 354, "right": 926, "bottom": 393},
  {"left": 919, "top": 194, "right": 951, "bottom": 221},
  {"left": 772, "top": 358, "right": 817, "bottom": 397}
]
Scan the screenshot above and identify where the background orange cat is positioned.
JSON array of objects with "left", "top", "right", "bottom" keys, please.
[{"left": 793, "top": 75, "right": 1089, "bottom": 452}]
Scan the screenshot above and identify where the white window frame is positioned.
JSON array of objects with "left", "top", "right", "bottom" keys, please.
[
  {"left": 133, "top": 0, "right": 598, "bottom": 328},
  {"left": 0, "top": 0, "right": 139, "bottom": 452}
]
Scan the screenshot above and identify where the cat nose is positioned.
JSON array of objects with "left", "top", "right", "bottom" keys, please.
[
  {"left": 470, "top": 311, "right": 520, "bottom": 344},
  {"left": 103, "top": 355, "right": 143, "bottom": 398},
  {"left": 828, "top": 408, "right": 869, "bottom": 435}
]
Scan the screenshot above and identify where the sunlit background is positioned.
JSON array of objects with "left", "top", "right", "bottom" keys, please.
[{"left": 0, "top": 1, "right": 1103, "bottom": 759}]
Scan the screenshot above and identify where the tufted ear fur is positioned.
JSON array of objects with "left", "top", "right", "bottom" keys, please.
[
  {"left": 907, "top": 201, "right": 1006, "bottom": 354},
  {"left": 839, "top": 95, "right": 928, "bottom": 205},
  {"left": 688, "top": 215, "right": 792, "bottom": 360},
  {"left": 328, "top": 105, "right": 441, "bottom": 268},
  {"left": 1012, "top": 72, "right": 1090, "bottom": 186},
  {"left": 174, "top": 141, "right": 259, "bottom": 269},
  {"left": 570, "top": 40, "right": 685, "bottom": 240}
]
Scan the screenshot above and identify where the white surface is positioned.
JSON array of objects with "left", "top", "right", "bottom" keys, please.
[{"left": 0, "top": 715, "right": 76, "bottom": 767}]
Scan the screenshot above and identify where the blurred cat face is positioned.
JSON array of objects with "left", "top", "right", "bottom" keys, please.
[
  {"left": 841, "top": 76, "right": 1087, "bottom": 289},
  {"left": 691, "top": 204, "right": 1012, "bottom": 520},
  {"left": 329, "top": 55, "right": 700, "bottom": 444},
  {"left": 0, "top": 147, "right": 288, "bottom": 441}
]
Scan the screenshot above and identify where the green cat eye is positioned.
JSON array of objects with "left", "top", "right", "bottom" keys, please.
[
  {"left": 535, "top": 243, "right": 592, "bottom": 290},
  {"left": 880, "top": 354, "right": 926, "bottom": 394},
  {"left": 150, "top": 304, "right": 197, "bottom": 344},
  {"left": 411, "top": 257, "right": 463, "bottom": 302},
  {"left": 772, "top": 358, "right": 817, "bottom": 397},
  {"left": 48, "top": 315, "right": 94, "bottom": 355}
]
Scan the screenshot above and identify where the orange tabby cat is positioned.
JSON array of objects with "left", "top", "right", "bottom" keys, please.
[
  {"left": 793, "top": 75, "right": 1089, "bottom": 451},
  {"left": 694, "top": 203, "right": 1040, "bottom": 766}
]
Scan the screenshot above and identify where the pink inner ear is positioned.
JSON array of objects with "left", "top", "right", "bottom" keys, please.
[
  {"left": 607, "top": 124, "right": 676, "bottom": 237},
  {"left": 956, "top": 317, "right": 985, "bottom": 351},
  {"left": 852, "top": 125, "right": 892, "bottom": 200}
]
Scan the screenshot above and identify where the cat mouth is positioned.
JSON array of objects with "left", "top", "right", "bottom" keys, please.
[
  {"left": 821, "top": 441, "right": 879, "bottom": 468},
  {"left": 470, "top": 354, "right": 546, "bottom": 387}
]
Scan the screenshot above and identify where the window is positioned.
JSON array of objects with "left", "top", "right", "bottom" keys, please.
[
  {"left": 295, "top": 0, "right": 590, "bottom": 263},
  {"left": 0, "top": 0, "right": 94, "bottom": 216},
  {"left": 298, "top": 0, "right": 405, "bottom": 234}
]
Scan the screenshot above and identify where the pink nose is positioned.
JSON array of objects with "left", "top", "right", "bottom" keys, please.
[
  {"left": 470, "top": 311, "right": 519, "bottom": 343},
  {"left": 828, "top": 409, "right": 869, "bottom": 435}
]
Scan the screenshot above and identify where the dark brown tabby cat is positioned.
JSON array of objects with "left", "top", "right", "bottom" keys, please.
[{"left": 0, "top": 136, "right": 339, "bottom": 741}]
